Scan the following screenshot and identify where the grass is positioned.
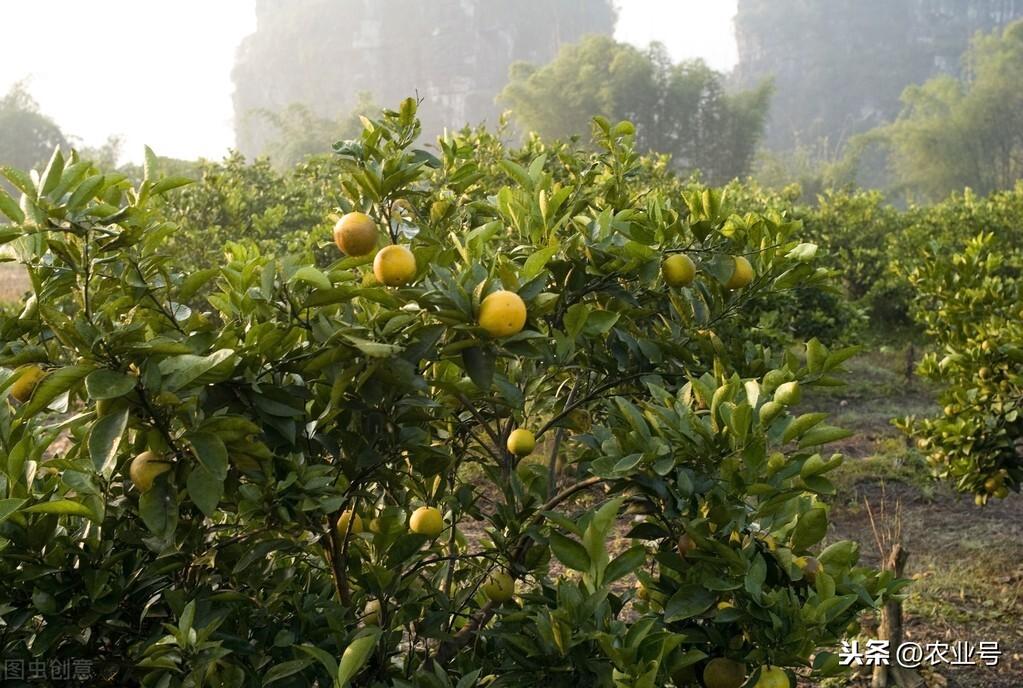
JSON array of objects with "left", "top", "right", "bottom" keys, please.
[{"left": 816, "top": 346, "right": 1023, "bottom": 687}]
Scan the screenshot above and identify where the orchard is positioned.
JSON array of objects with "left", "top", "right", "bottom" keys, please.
[{"left": 0, "top": 99, "right": 904, "bottom": 686}]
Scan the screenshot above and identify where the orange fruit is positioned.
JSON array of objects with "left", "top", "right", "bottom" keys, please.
[{"left": 333, "top": 212, "right": 378, "bottom": 256}]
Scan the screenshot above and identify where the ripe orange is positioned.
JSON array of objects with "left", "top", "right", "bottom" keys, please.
[
  {"left": 373, "top": 244, "right": 417, "bottom": 286},
  {"left": 333, "top": 212, "right": 378, "bottom": 256},
  {"left": 9, "top": 364, "right": 45, "bottom": 403},
  {"left": 129, "top": 451, "right": 172, "bottom": 493},
  {"left": 725, "top": 256, "right": 754, "bottom": 289},
  {"left": 662, "top": 254, "right": 696, "bottom": 287},
  {"left": 336, "top": 510, "right": 364, "bottom": 536},
  {"left": 506, "top": 428, "right": 536, "bottom": 457},
  {"left": 409, "top": 506, "right": 444, "bottom": 538},
  {"left": 478, "top": 290, "right": 527, "bottom": 338}
]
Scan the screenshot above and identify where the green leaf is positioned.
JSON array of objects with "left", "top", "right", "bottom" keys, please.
[
  {"left": 159, "top": 349, "right": 237, "bottom": 391},
  {"left": 187, "top": 466, "right": 224, "bottom": 518},
  {"left": 24, "top": 499, "right": 96, "bottom": 521},
  {"left": 85, "top": 369, "right": 137, "bottom": 400},
  {"left": 549, "top": 532, "right": 591, "bottom": 572},
  {"left": 297, "top": 644, "right": 339, "bottom": 678},
  {"left": 461, "top": 346, "right": 494, "bottom": 390},
  {"left": 263, "top": 658, "right": 313, "bottom": 686},
  {"left": 139, "top": 479, "right": 177, "bottom": 537},
  {"left": 806, "top": 338, "right": 828, "bottom": 374},
  {"left": 152, "top": 176, "right": 194, "bottom": 195},
  {"left": 0, "top": 498, "right": 26, "bottom": 525},
  {"left": 604, "top": 545, "right": 647, "bottom": 584},
  {"left": 0, "top": 186, "right": 24, "bottom": 223},
  {"left": 798, "top": 425, "right": 853, "bottom": 448},
  {"left": 89, "top": 407, "right": 129, "bottom": 477},
  {"left": 791, "top": 506, "right": 828, "bottom": 552},
  {"left": 290, "top": 265, "right": 332, "bottom": 291},
  {"left": 187, "top": 431, "right": 228, "bottom": 479},
  {"left": 522, "top": 241, "right": 559, "bottom": 279},
  {"left": 40, "top": 147, "right": 65, "bottom": 197},
  {"left": 66, "top": 174, "right": 105, "bottom": 210},
  {"left": 19, "top": 365, "right": 95, "bottom": 417},
  {"left": 343, "top": 335, "right": 404, "bottom": 358},
  {"left": 337, "top": 629, "right": 381, "bottom": 687},
  {"left": 664, "top": 584, "right": 716, "bottom": 622},
  {"left": 781, "top": 412, "right": 828, "bottom": 444}
]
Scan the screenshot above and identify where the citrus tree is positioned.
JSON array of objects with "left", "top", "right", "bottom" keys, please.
[
  {"left": 899, "top": 230, "right": 1023, "bottom": 502},
  {"left": 0, "top": 100, "right": 897, "bottom": 687}
]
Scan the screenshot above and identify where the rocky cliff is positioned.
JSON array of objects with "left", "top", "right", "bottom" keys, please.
[
  {"left": 232, "top": 0, "right": 615, "bottom": 157},
  {"left": 733, "top": 0, "right": 1023, "bottom": 149}
]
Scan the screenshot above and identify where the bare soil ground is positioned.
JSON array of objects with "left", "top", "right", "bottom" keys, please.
[
  {"left": 808, "top": 349, "right": 1023, "bottom": 688},
  {"left": 0, "top": 262, "right": 30, "bottom": 305}
]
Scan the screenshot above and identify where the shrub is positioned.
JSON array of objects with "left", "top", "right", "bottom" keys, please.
[{"left": 0, "top": 102, "right": 896, "bottom": 686}]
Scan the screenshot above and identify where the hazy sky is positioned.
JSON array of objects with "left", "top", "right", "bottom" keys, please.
[{"left": 0, "top": 1, "right": 738, "bottom": 163}]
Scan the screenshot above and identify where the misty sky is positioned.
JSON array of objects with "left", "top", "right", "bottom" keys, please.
[{"left": 0, "top": 1, "right": 738, "bottom": 163}]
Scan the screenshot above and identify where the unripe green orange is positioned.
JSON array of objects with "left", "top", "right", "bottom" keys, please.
[
  {"left": 755, "top": 666, "right": 790, "bottom": 688},
  {"left": 333, "top": 212, "right": 378, "bottom": 257},
  {"left": 773, "top": 381, "right": 802, "bottom": 406},
  {"left": 759, "top": 401, "right": 784, "bottom": 425},
  {"left": 482, "top": 571, "right": 516, "bottom": 602},
  {"left": 409, "top": 506, "right": 444, "bottom": 538},
  {"left": 703, "top": 657, "right": 747, "bottom": 688},
  {"left": 506, "top": 428, "right": 536, "bottom": 457},
  {"left": 662, "top": 254, "right": 696, "bottom": 287},
  {"left": 373, "top": 244, "right": 417, "bottom": 286}
]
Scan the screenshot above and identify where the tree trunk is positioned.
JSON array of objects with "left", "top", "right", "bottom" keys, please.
[{"left": 872, "top": 544, "right": 910, "bottom": 688}]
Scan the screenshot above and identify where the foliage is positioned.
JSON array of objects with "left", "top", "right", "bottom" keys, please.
[
  {"left": 500, "top": 37, "right": 772, "bottom": 185},
  {"left": 0, "top": 102, "right": 896, "bottom": 686},
  {"left": 896, "top": 187, "right": 1023, "bottom": 502},
  {"left": 0, "top": 83, "right": 68, "bottom": 174},
  {"left": 156, "top": 152, "right": 345, "bottom": 272},
  {"left": 254, "top": 94, "right": 377, "bottom": 169},
  {"left": 876, "top": 20, "right": 1023, "bottom": 200}
]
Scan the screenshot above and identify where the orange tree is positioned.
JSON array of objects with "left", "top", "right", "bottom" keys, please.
[
  {"left": 0, "top": 101, "right": 897, "bottom": 687},
  {"left": 899, "top": 229, "right": 1023, "bottom": 502}
]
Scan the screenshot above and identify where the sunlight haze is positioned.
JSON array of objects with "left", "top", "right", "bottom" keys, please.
[{"left": 0, "top": 1, "right": 736, "bottom": 163}]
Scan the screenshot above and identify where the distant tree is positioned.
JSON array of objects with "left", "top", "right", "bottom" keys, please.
[
  {"left": 253, "top": 94, "right": 377, "bottom": 168},
  {"left": 500, "top": 37, "right": 771, "bottom": 183},
  {"left": 0, "top": 82, "right": 67, "bottom": 170},
  {"left": 880, "top": 20, "right": 1023, "bottom": 200},
  {"left": 733, "top": 0, "right": 1023, "bottom": 151}
]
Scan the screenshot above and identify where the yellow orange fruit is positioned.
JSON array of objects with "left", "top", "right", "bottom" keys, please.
[
  {"left": 336, "top": 510, "right": 364, "bottom": 536},
  {"left": 409, "top": 506, "right": 444, "bottom": 538},
  {"left": 333, "top": 212, "right": 378, "bottom": 257},
  {"left": 9, "top": 364, "right": 45, "bottom": 403},
  {"left": 725, "top": 256, "right": 754, "bottom": 290},
  {"left": 129, "top": 451, "right": 171, "bottom": 493},
  {"left": 373, "top": 244, "right": 417, "bottom": 286},
  {"left": 478, "top": 290, "right": 527, "bottom": 338},
  {"left": 506, "top": 428, "right": 536, "bottom": 457},
  {"left": 363, "top": 599, "right": 381, "bottom": 625},
  {"left": 662, "top": 254, "right": 696, "bottom": 287}
]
